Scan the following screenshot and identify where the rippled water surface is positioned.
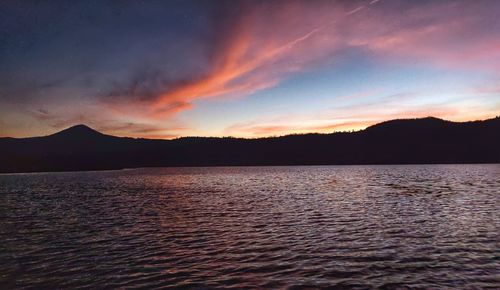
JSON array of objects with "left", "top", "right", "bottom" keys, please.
[{"left": 1, "top": 165, "right": 499, "bottom": 289}]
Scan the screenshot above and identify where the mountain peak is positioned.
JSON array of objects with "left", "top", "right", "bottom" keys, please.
[
  {"left": 50, "top": 124, "right": 105, "bottom": 138},
  {"left": 68, "top": 124, "right": 95, "bottom": 131}
]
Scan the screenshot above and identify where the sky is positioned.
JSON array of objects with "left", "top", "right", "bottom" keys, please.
[{"left": 1, "top": 0, "right": 499, "bottom": 139}]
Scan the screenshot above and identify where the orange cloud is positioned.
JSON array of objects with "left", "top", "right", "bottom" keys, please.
[
  {"left": 150, "top": 6, "right": 310, "bottom": 116},
  {"left": 110, "top": 1, "right": 348, "bottom": 119},
  {"left": 226, "top": 120, "right": 373, "bottom": 137}
]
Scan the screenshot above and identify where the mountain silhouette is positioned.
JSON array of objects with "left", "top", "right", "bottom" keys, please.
[
  {"left": 0, "top": 116, "right": 499, "bottom": 173},
  {"left": 51, "top": 124, "right": 105, "bottom": 138}
]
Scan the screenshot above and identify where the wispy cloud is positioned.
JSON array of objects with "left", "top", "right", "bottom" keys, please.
[{"left": 101, "top": 1, "right": 376, "bottom": 119}]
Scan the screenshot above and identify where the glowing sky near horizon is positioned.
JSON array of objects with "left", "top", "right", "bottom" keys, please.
[{"left": 1, "top": 0, "right": 499, "bottom": 138}]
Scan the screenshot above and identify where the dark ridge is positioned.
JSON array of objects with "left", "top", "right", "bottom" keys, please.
[
  {"left": 365, "top": 117, "right": 448, "bottom": 130},
  {"left": 0, "top": 117, "right": 499, "bottom": 173}
]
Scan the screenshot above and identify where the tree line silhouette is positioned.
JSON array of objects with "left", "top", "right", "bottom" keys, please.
[{"left": 1, "top": 117, "right": 498, "bottom": 173}]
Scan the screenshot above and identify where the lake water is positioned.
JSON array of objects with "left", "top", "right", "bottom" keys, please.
[{"left": 1, "top": 165, "right": 499, "bottom": 289}]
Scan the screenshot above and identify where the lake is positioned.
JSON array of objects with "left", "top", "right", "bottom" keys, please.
[{"left": 1, "top": 165, "right": 498, "bottom": 289}]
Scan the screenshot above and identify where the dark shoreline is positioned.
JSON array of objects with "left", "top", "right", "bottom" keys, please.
[{"left": 1, "top": 163, "right": 499, "bottom": 175}]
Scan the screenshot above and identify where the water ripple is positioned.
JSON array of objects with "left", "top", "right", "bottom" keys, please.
[{"left": 0, "top": 165, "right": 499, "bottom": 289}]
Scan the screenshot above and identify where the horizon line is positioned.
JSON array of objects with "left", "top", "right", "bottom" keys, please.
[{"left": 2, "top": 115, "right": 498, "bottom": 141}]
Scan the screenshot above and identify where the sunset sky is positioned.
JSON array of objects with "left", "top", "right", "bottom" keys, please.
[{"left": 1, "top": 0, "right": 499, "bottom": 139}]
